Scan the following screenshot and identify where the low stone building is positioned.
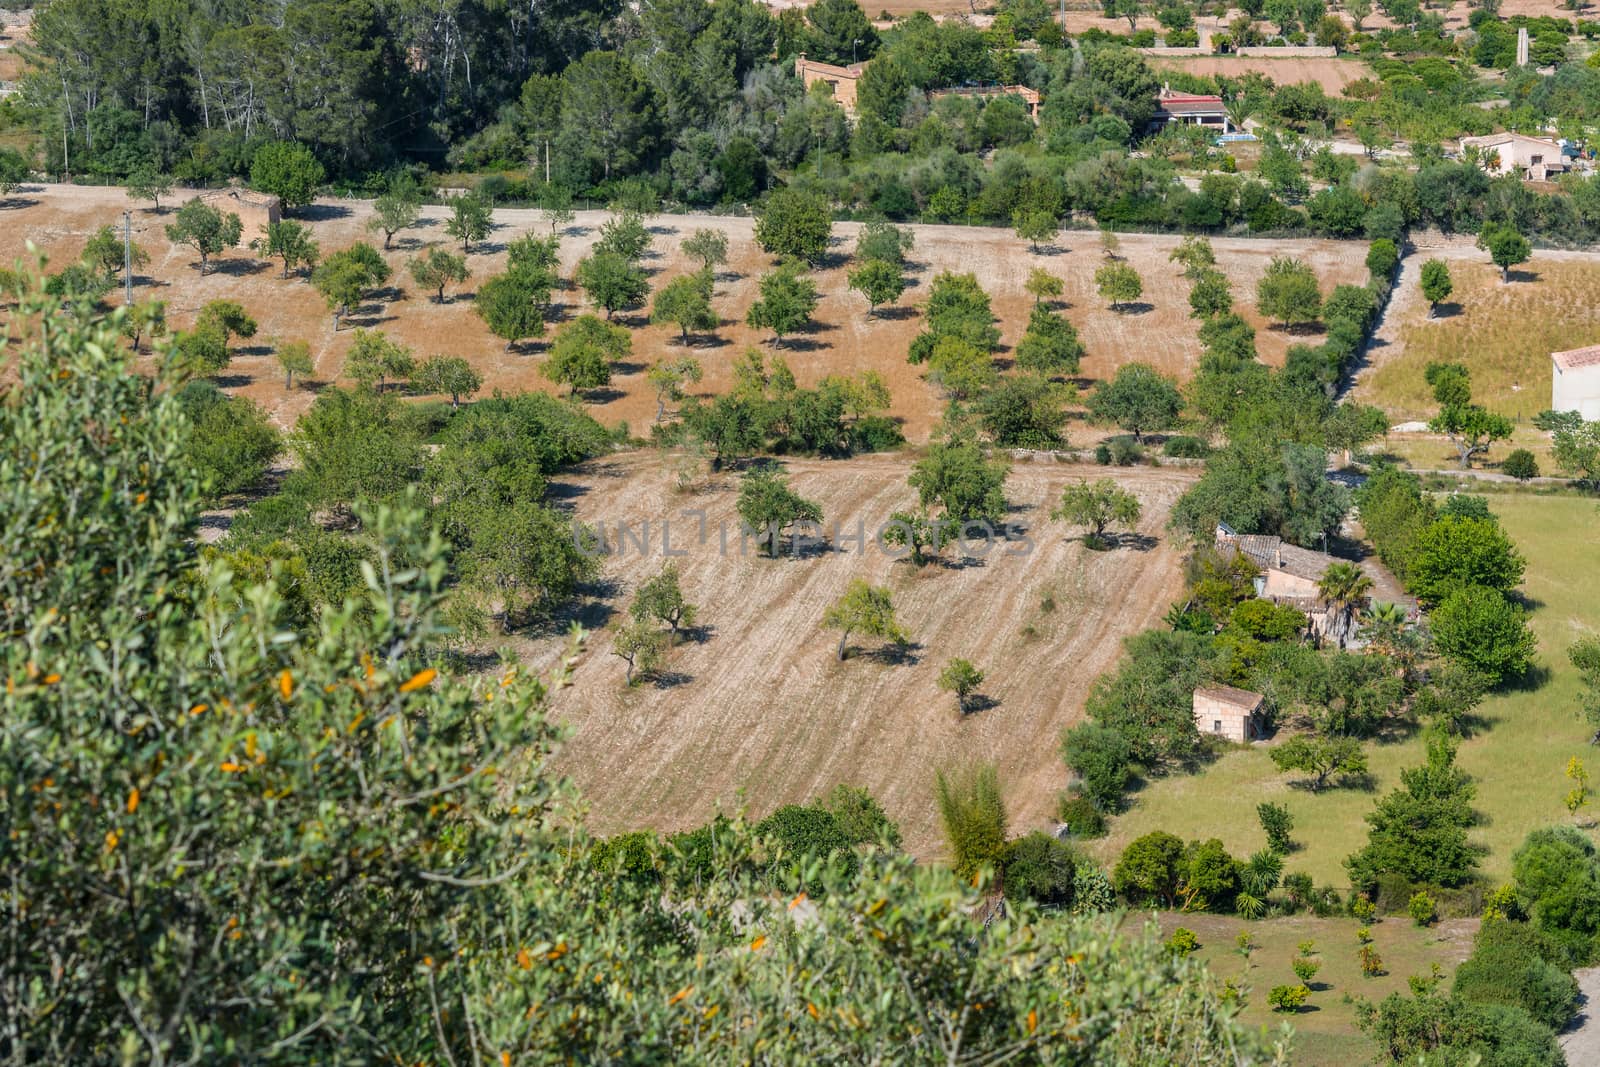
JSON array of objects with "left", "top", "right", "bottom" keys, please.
[
  {"left": 1193, "top": 686, "right": 1265, "bottom": 743},
  {"left": 1214, "top": 523, "right": 1336, "bottom": 600},
  {"left": 198, "top": 186, "right": 281, "bottom": 245},
  {"left": 1552, "top": 343, "right": 1600, "bottom": 421},
  {"left": 794, "top": 54, "right": 865, "bottom": 112}
]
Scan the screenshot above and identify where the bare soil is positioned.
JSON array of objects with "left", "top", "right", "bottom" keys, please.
[
  {"left": 520, "top": 451, "right": 1197, "bottom": 858},
  {"left": 1148, "top": 54, "right": 1372, "bottom": 95},
  {"left": 1, "top": 184, "right": 1370, "bottom": 443}
]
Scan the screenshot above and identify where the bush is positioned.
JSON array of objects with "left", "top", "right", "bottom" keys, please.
[
  {"left": 1258, "top": 802, "right": 1295, "bottom": 854},
  {"left": 1057, "top": 793, "right": 1108, "bottom": 838},
  {"left": 1502, "top": 449, "right": 1540, "bottom": 481},
  {"left": 1359, "top": 945, "right": 1386, "bottom": 977},
  {"left": 1351, "top": 896, "right": 1377, "bottom": 923},
  {"left": 1108, "top": 437, "right": 1145, "bottom": 466},
  {"left": 1430, "top": 585, "right": 1538, "bottom": 685},
  {"left": 1163, "top": 435, "right": 1211, "bottom": 458},
  {"left": 1267, "top": 984, "right": 1310, "bottom": 1012},
  {"left": 1167, "top": 927, "right": 1201, "bottom": 957},
  {"left": 1409, "top": 890, "right": 1438, "bottom": 926},
  {"left": 1291, "top": 956, "right": 1321, "bottom": 984},
  {"left": 1452, "top": 919, "right": 1579, "bottom": 1031},
  {"left": 1061, "top": 723, "right": 1132, "bottom": 811},
  {"left": 1094, "top": 443, "right": 1112, "bottom": 465},
  {"left": 1001, "top": 832, "right": 1077, "bottom": 908}
]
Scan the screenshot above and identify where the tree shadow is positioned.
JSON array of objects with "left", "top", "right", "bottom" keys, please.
[
  {"left": 645, "top": 669, "right": 693, "bottom": 689},
  {"left": 1429, "top": 302, "right": 1463, "bottom": 319},
  {"left": 542, "top": 480, "right": 591, "bottom": 502},
  {"left": 852, "top": 639, "right": 923, "bottom": 666},
  {"left": 0, "top": 197, "right": 41, "bottom": 210},
  {"left": 1110, "top": 302, "right": 1155, "bottom": 316},
  {"left": 676, "top": 623, "right": 717, "bottom": 646},
  {"left": 1506, "top": 268, "right": 1540, "bottom": 284},
  {"left": 691, "top": 334, "right": 734, "bottom": 349},
  {"left": 871, "top": 305, "right": 920, "bottom": 321},
  {"left": 647, "top": 224, "right": 679, "bottom": 236},
  {"left": 212, "top": 257, "right": 270, "bottom": 277},
  {"left": 582, "top": 387, "right": 625, "bottom": 405},
  {"left": 773, "top": 336, "right": 831, "bottom": 352},
  {"left": 298, "top": 203, "right": 352, "bottom": 222},
  {"left": 235, "top": 344, "right": 274, "bottom": 358},
  {"left": 612, "top": 359, "right": 648, "bottom": 376},
  {"left": 1112, "top": 532, "right": 1159, "bottom": 552},
  {"left": 213, "top": 373, "right": 253, "bottom": 389},
  {"left": 960, "top": 694, "right": 1001, "bottom": 715}
]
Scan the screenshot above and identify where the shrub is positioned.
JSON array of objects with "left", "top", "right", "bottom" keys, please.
[
  {"left": 1359, "top": 945, "right": 1386, "bottom": 977},
  {"left": 1258, "top": 802, "right": 1295, "bottom": 854},
  {"left": 1001, "top": 832, "right": 1077, "bottom": 908},
  {"left": 1291, "top": 957, "right": 1321, "bottom": 984},
  {"left": 1452, "top": 919, "right": 1579, "bottom": 1031},
  {"left": 1409, "top": 890, "right": 1438, "bottom": 926},
  {"left": 1108, "top": 437, "right": 1144, "bottom": 466},
  {"left": 1061, "top": 723, "right": 1132, "bottom": 811},
  {"left": 1162, "top": 435, "right": 1210, "bottom": 458},
  {"left": 1167, "top": 927, "right": 1201, "bottom": 957},
  {"left": 1351, "top": 896, "right": 1377, "bottom": 923},
  {"left": 1502, "top": 449, "right": 1539, "bottom": 481},
  {"left": 1057, "top": 793, "right": 1108, "bottom": 838},
  {"left": 1267, "top": 984, "right": 1310, "bottom": 1012}
]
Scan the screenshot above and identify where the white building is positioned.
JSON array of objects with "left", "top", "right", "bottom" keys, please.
[
  {"left": 1459, "top": 132, "right": 1569, "bottom": 181},
  {"left": 1552, "top": 344, "right": 1600, "bottom": 420}
]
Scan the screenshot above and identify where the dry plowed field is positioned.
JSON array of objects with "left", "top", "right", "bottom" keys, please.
[
  {"left": 526, "top": 451, "right": 1195, "bottom": 857},
  {"left": 2, "top": 184, "right": 1369, "bottom": 443}
]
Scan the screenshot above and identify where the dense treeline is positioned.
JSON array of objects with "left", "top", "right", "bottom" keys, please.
[{"left": 12, "top": 0, "right": 1600, "bottom": 247}]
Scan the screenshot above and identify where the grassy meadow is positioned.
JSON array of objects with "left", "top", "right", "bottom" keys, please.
[
  {"left": 1362, "top": 257, "right": 1600, "bottom": 421},
  {"left": 1090, "top": 491, "right": 1599, "bottom": 1063},
  {"left": 1093, "top": 490, "right": 1600, "bottom": 887}
]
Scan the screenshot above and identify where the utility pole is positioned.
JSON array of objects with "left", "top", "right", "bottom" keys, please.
[{"left": 122, "top": 211, "right": 133, "bottom": 306}]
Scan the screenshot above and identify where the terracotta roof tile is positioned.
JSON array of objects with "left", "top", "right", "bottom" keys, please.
[{"left": 1553, "top": 344, "right": 1600, "bottom": 371}]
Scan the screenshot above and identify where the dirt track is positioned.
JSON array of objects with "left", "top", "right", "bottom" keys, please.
[
  {"left": 527, "top": 450, "right": 1196, "bottom": 858},
  {"left": 1, "top": 183, "right": 1369, "bottom": 443}
]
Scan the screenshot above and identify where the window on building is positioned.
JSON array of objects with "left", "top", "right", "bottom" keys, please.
[{"left": 1213, "top": 720, "right": 1222, "bottom": 733}]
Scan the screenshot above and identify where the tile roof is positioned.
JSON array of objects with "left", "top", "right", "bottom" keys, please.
[
  {"left": 1553, "top": 344, "right": 1600, "bottom": 371},
  {"left": 1195, "top": 685, "right": 1265, "bottom": 710},
  {"left": 1274, "top": 542, "right": 1338, "bottom": 582}
]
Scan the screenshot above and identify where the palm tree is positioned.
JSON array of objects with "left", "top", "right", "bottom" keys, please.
[
  {"left": 1224, "top": 95, "right": 1255, "bottom": 135},
  {"left": 1317, "top": 562, "right": 1374, "bottom": 649}
]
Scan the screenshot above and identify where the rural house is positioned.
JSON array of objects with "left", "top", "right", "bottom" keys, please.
[
  {"left": 198, "top": 186, "right": 281, "bottom": 245},
  {"left": 1193, "top": 686, "right": 1265, "bottom": 743},
  {"left": 1552, "top": 343, "right": 1600, "bottom": 420},
  {"left": 794, "top": 54, "right": 866, "bottom": 112},
  {"left": 1151, "top": 86, "right": 1234, "bottom": 134},
  {"left": 1458, "top": 132, "right": 1569, "bottom": 181},
  {"left": 1214, "top": 522, "right": 1337, "bottom": 601}
]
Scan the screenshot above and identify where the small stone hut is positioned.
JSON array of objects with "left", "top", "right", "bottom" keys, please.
[
  {"left": 198, "top": 186, "right": 281, "bottom": 245},
  {"left": 1193, "top": 686, "right": 1265, "bottom": 744}
]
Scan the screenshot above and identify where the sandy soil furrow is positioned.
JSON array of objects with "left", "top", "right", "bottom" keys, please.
[{"left": 527, "top": 451, "right": 1196, "bottom": 857}]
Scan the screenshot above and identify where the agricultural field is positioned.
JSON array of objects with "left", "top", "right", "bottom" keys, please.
[
  {"left": 1357, "top": 247, "right": 1600, "bottom": 423},
  {"left": 526, "top": 451, "right": 1197, "bottom": 857},
  {"left": 0, "top": 184, "right": 1370, "bottom": 443},
  {"left": 1152, "top": 911, "right": 1479, "bottom": 1066},
  {"left": 1148, "top": 54, "right": 1373, "bottom": 95},
  {"left": 1093, "top": 491, "right": 1600, "bottom": 887}
]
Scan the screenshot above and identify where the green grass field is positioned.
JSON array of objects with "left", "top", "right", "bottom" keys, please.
[
  {"left": 1361, "top": 257, "right": 1600, "bottom": 421},
  {"left": 1093, "top": 492, "right": 1600, "bottom": 887},
  {"left": 1090, "top": 492, "right": 1599, "bottom": 1063},
  {"left": 1144, "top": 912, "right": 1478, "bottom": 1065}
]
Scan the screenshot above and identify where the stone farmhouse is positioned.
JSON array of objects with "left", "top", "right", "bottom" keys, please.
[
  {"left": 198, "top": 186, "right": 281, "bottom": 245},
  {"left": 794, "top": 54, "right": 865, "bottom": 111},
  {"left": 1459, "top": 132, "right": 1570, "bottom": 182},
  {"left": 1552, "top": 344, "right": 1600, "bottom": 421},
  {"left": 1214, "top": 522, "right": 1337, "bottom": 602},
  {"left": 1193, "top": 686, "right": 1265, "bottom": 744}
]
